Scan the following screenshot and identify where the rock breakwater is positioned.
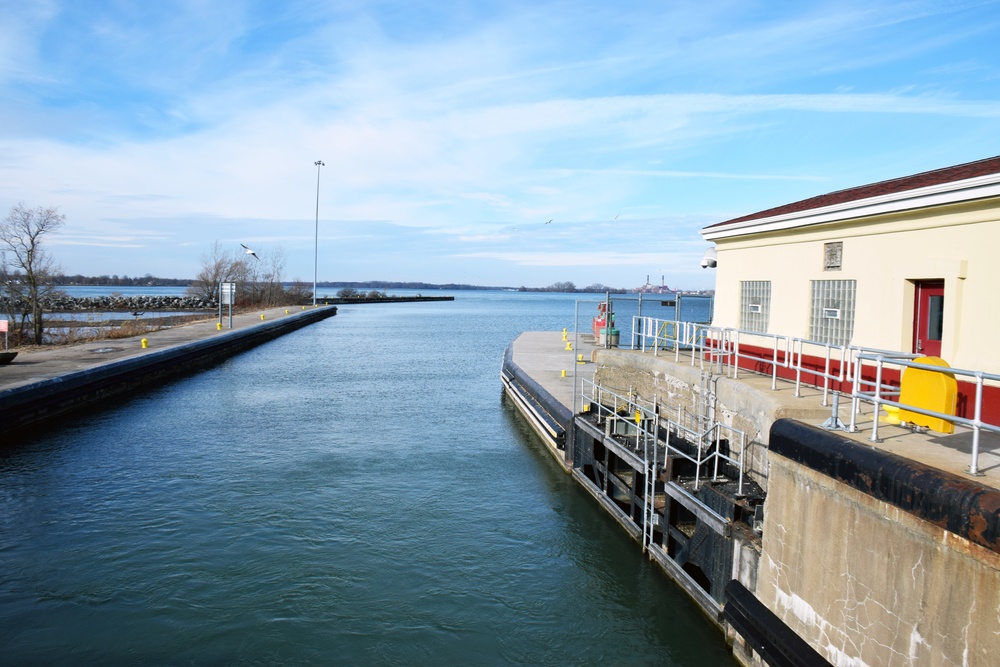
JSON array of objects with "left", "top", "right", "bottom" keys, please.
[{"left": 1, "top": 295, "right": 216, "bottom": 312}]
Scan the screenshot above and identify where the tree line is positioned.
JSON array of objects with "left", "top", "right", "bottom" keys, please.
[{"left": 54, "top": 274, "right": 191, "bottom": 286}]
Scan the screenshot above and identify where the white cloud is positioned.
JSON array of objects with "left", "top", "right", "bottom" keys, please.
[{"left": 1, "top": 0, "right": 999, "bottom": 290}]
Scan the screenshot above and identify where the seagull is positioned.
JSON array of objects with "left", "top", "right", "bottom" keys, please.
[
  {"left": 240, "top": 243, "right": 260, "bottom": 260},
  {"left": 545, "top": 219, "right": 552, "bottom": 224},
  {"left": 614, "top": 214, "right": 620, "bottom": 221}
]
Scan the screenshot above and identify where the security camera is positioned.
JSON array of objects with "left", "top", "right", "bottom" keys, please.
[{"left": 700, "top": 247, "right": 717, "bottom": 269}]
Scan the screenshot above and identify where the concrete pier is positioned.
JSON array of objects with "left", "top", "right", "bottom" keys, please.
[
  {"left": 502, "top": 332, "right": 1000, "bottom": 667},
  {"left": 500, "top": 332, "right": 598, "bottom": 470},
  {"left": 0, "top": 305, "right": 337, "bottom": 436}
]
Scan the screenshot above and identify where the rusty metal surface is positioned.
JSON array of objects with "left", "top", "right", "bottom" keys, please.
[{"left": 771, "top": 419, "right": 1000, "bottom": 553}]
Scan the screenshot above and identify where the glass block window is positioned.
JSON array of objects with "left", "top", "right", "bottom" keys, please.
[
  {"left": 824, "top": 242, "right": 843, "bottom": 271},
  {"left": 740, "top": 281, "right": 771, "bottom": 333},
  {"left": 810, "top": 280, "right": 856, "bottom": 346}
]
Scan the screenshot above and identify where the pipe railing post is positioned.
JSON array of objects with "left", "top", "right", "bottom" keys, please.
[
  {"left": 970, "top": 373, "right": 984, "bottom": 476},
  {"left": 869, "top": 357, "right": 884, "bottom": 443}
]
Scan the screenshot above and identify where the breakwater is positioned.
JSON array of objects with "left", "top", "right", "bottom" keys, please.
[
  {"left": 317, "top": 295, "right": 455, "bottom": 304},
  {"left": 2, "top": 294, "right": 216, "bottom": 311}
]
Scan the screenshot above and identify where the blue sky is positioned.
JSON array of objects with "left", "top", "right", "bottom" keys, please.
[{"left": 1, "top": 0, "right": 999, "bottom": 290}]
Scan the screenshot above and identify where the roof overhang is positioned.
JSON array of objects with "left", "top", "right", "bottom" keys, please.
[{"left": 701, "top": 172, "right": 1000, "bottom": 242}]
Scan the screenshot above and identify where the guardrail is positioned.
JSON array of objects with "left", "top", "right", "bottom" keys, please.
[{"left": 629, "top": 315, "right": 998, "bottom": 475}]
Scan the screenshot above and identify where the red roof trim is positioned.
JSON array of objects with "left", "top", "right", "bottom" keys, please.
[{"left": 706, "top": 155, "right": 1000, "bottom": 229}]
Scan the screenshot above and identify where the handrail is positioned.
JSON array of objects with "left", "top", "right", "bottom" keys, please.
[
  {"left": 581, "top": 379, "right": 748, "bottom": 495},
  {"left": 628, "top": 315, "right": 998, "bottom": 476},
  {"left": 852, "top": 353, "right": 1000, "bottom": 474}
]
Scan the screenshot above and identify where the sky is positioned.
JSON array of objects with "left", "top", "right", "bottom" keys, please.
[{"left": 1, "top": 1, "right": 999, "bottom": 291}]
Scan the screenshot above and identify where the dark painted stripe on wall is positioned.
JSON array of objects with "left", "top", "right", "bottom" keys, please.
[{"left": 770, "top": 419, "right": 1000, "bottom": 553}]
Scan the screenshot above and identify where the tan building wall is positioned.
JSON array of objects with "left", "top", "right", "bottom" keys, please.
[{"left": 708, "top": 198, "right": 1000, "bottom": 375}]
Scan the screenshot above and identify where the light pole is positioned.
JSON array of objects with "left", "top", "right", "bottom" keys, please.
[{"left": 313, "top": 160, "right": 324, "bottom": 305}]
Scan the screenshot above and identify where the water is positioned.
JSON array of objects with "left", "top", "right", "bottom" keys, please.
[
  {"left": 0, "top": 292, "right": 735, "bottom": 665},
  {"left": 58, "top": 285, "right": 192, "bottom": 298}
]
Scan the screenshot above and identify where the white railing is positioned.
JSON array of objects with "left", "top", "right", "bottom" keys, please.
[
  {"left": 850, "top": 354, "right": 1000, "bottom": 475},
  {"left": 629, "top": 315, "right": 999, "bottom": 475},
  {"left": 633, "top": 315, "right": 865, "bottom": 400},
  {"left": 582, "top": 380, "right": 748, "bottom": 496}
]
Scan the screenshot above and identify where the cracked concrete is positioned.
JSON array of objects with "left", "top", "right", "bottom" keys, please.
[{"left": 761, "top": 453, "right": 1000, "bottom": 666}]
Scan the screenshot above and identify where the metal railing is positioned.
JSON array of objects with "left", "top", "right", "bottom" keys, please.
[
  {"left": 629, "top": 315, "right": 999, "bottom": 475},
  {"left": 581, "top": 380, "right": 748, "bottom": 496},
  {"left": 850, "top": 354, "right": 1000, "bottom": 475}
]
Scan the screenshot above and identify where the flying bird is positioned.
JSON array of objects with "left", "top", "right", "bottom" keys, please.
[
  {"left": 241, "top": 243, "right": 260, "bottom": 260},
  {"left": 545, "top": 219, "right": 552, "bottom": 224}
]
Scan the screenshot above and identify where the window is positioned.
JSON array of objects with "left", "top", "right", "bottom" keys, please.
[
  {"left": 740, "top": 281, "right": 770, "bottom": 333},
  {"left": 824, "top": 242, "right": 843, "bottom": 271},
  {"left": 810, "top": 280, "right": 856, "bottom": 346}
]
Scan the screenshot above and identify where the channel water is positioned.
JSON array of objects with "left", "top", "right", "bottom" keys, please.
[{"left": 0, "top": 291, "right": 734, "bottom": 665}]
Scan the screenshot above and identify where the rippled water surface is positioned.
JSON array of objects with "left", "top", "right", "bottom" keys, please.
[{"left": 1, "top": 292, "right": 734, "bottom": 665}]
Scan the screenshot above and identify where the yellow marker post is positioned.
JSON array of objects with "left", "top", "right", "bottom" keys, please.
[
  {"left": 565, "top": 341, "right": 572, "bottom": 351},
  {"left": 285, "top": 309, "right": 289, "bottom": 314},
  {"left": 261, "top": 314, "right": 266, "bottom": 320},
  {"left": 141, "top": 338, "right": 148, "bottom": 349},
  {"left": 562, "top": 328, "right": 567, "bottom": 341},
  {"left": 217, "top": 322, "right": 222, "bottom": 331},
  {"left": 635, "top": 410, "right": 642, "bottom": 424}
]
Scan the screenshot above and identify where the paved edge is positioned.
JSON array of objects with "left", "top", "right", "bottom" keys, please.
[{"left": 0, "top": 306, "right": 337, "bottom": 437}]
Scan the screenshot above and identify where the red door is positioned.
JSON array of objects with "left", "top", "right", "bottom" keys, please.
[{"left": 913, "top": 281, "right": 944, "bottom": 357}]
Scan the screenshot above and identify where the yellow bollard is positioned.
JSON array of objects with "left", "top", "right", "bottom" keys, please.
[
  {"left": 577, "top": 353, "right": 584, "bottom": 364},
  {"left": 302, "top": 306, "right": 306, "bottom": 310},
  {"left": 565, "top": 341, "right": 572, "bottom": 351},
  {"left": 217, "top": 322, "right": 222, "bottom": 330},
  {"left": 261, "top": 314, "right": 266, "bottom": 320},
  {"left": 562, "top": 328, "right": 567, "bottom": 341},
  {"left": 285, "top": 309, "right": 289, "bottom": 314},
  {"left": 141, "top": 338, "right": 148, "bottom": 349},
  {"left": 561, "top": 369, "right": 567, "bottom": 377}
]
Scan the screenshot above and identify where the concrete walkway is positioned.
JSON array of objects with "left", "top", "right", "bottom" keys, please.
[
  {"left": 509, "top": 331, "right": 599, "bottom": 414},
  {"left": 0, "top": 305, "right": 334, "bottom": 393}
]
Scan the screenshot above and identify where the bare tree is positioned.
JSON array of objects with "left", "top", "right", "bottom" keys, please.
[
  {"left": 187, "top": 241, "right": 236, "bottom": 301},
  {"left": 1, "top": 203, "right": 65, "bottom": 345},
  {"left": 187, "top": 242, "right": 290, "bottom": 308}
]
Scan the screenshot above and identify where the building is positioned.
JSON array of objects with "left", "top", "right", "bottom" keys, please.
[{"left": 701, "top": 155, "right": 1000, "bottom": 422}]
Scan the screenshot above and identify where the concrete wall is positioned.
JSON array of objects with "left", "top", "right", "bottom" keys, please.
[
  {"left": 708, "top": 198, "right": 1000, "bottom": 375},
  {"left": 762, "top": 426, "right": 1000, "bottom": 667}
]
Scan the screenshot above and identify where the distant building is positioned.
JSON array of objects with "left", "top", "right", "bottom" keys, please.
[{"left": 700, "top": 154, "right": 1000, "bottom": 418}]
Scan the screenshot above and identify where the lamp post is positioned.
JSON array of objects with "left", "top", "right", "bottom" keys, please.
[{"left": 313, "top": 160, "right": 324, "bottom": 305}]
